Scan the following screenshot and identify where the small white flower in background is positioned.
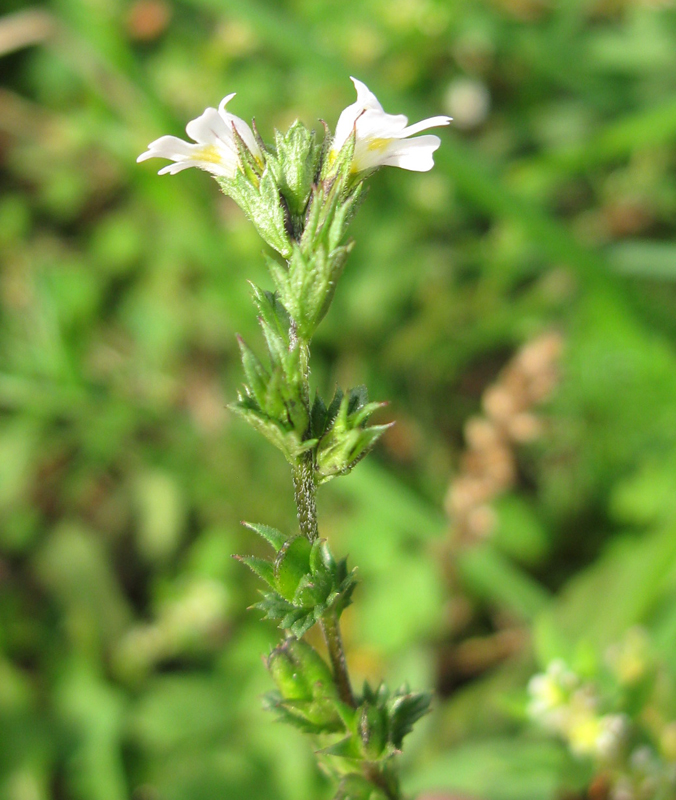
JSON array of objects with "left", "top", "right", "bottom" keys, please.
[
  {"left": 527, "top": 659, "right": 583, "bottom": 734},
  {"left": 331, "top": 77, "right": 451, "bottom": 173},
  {"left": 137, "top": 94, "right": 262, "bottom": 177},
  {"left": 595, "top": 714, "right": 629, "bottom": 761}
]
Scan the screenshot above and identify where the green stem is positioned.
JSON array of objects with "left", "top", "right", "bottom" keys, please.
[
  {"left": 292, "top": 456, "right": 354, "bottom": 706},
  {"left": 321, "top": 610, "right": 356, "bottom": 708},
  {"left": 293, "top": 454, "right": 319, "bottom": 542},
  {"left": 292, "top": 335, "right": 402, "bottom": 800}
]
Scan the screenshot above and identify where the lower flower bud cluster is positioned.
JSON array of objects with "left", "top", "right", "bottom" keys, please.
[
  {"left": 235, "top": 522, "right": 357, "bottom": 638},
  {"left": 230, "top": 285, "right": 389, "bottom": 476},
  {"left": 265, "top": 638, "right": 345, "bottom": 733},
  {"left": 266, "top": 639, "right": 431, "bottom": 772},
  {"left": 319, "top": 681, "right": 431, "bottom": 763}
]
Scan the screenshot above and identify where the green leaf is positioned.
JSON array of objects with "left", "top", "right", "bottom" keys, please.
[
  {"left": 228, "top": 401, "right": 316, "bottom": 464},
  {"left": 274, "top": 536, "right": 313, "bottom": 601},
  {"left": 311, "top": 391, "right": 328, "bottom": 438},
  {"left": 387, "top": 690, "right": 432, "bottom": 750},
  {"left": 318, "top": 734, "right": 362, "bottom": 760},
  {"left": 241, "top": 521, "right": 286, "bottom": 551},
  {"left": 234, "top": 555, "right": 275, "bottom": 587},
  {"left": 237, "top": 336, "right": 269, "bottom": 408},
  {"left": 249, "top": 283, "right": 291, "bottom": 362}
]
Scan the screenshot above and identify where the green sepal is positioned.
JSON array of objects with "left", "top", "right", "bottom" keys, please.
[
  {"left": 315, "top": 387, "right": 392, "bottom": 482},
  {"left": 301, "top": 177, "right": 364, "bottom": 256},
  {"left": 325, "top": 388, "right": 344, "bottom": 430},
  {"left": 266, "top": 638, "right": 334, "bottom": 696},
  {"left": 311, "top": 391, "right": 328, "bottom": 438},
  {"left": 264, "top": 692, "right": 343, "bottom": 734},
  {"left": 354, "top": 682, "right": 432, "bottom": 760},
  {"left": 318, "top": 681, "right": 432, "bottom": 766},
  {"left": 252, "top": 547, "right": 358, "bottom": 637},
  {"left": 241, "top": 521, "right": 286, "bottom": 550},
  {"left": 215, "top": 167, "right": 292, "bottom": 258},
  {"left": 264, "top": 638, "right": 346, "bottom": 733},
  {"left": 271, "top": 121, "right": 321, "bottom": 219},
  {"left": 237, "top": 522, "right": 357, "bottom": 635},
  {"left": 321, "top": 125, "right": 356, "bottom": 183},
  {"left": 230, "top": 121, "right": 266, "bottom": 182},
  {"left": 263, "top": 366, "right": 287, "bottom": 421},
  {"left": 387, "top": 686, "right": 432, "bottom": 750},
  {"left": 358, "top": 703, "right": 389, "bottom": 760}
]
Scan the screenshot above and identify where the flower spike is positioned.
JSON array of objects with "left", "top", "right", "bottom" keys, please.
[
  {"left": 137, "top": 94, "right": 263, "bottom": 177},
  {"left": 330, "top": 77, "right": 451, "bottom": 174}
]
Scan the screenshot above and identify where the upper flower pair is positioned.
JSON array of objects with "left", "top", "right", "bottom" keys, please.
[{"left": 137, "top": 77, "right": 451, "bottom": 177}]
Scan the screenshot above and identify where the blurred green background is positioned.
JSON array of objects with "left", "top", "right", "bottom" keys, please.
[{"left": 2, "top": 0, "right": 676, "bottom": 798}]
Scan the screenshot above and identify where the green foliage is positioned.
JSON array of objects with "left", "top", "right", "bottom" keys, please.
[
  {"left": 216, "top": 166, "right": 293, "bottom": 258},
  {"left": 236, "top": 525, "right": 357, "bottom": 637},
  {"left": 314, "top": 387, "right": 392, "bottom": 483},
  {"left": 318, "top": 681, "right": 431, "bottom": 763},
  {"left": 269, "top": 122, "right": 321, "bottom": 220},
  {"left": 229, "top": 289, "right": 312, "bottom": 462},
  {"left": 265, "top": 638, "right": 345, "bottom": 733}
]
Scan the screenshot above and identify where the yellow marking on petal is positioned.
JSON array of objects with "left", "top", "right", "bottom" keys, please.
[
  {"left": 194, "top": 144, "right": 224, "bottom": 164},
  {"left": 366, "top": 137, "right": 391, "bottom": 152}
]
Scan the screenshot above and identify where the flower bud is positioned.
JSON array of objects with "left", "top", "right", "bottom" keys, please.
[
  {"left": 266, "top": 639, "right": 343, "bottom": 732},
  {"left": 267, "top": 638, "right": 336, "bottom": 702},
  {"left": 271, "top": 121, "right": 320, "bottom": 219},
  {"left": 358, "top": 704, "right": 388, "bottom": 760}
]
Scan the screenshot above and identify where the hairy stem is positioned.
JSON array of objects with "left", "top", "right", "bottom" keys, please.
[
  {"left": 293, "top": 454, "right": 319, "bottom": 542},
  {"left": 292, "top": 455, "right": 353, "bottom": 705},
  {"left": 293, "top": 336, "right": 402, "bottom": 800},
  {"left": 321, "top": 610, "right": 356, "bottom": 708}
]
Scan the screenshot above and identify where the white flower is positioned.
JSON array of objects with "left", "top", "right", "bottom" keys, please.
[
  {"left": 330, "top": 77, "right": 451, "bottom": 173},
  {"left": 137, "top": 94, "right": 262, "bottom": 178}
]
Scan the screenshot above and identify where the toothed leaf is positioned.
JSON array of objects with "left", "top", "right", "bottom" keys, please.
[
  {"left": 235, "top": 555, "right": 275, "bottom": 587},
  {"left": 241, "top": 521, "right": 286, "bottom": 551}
]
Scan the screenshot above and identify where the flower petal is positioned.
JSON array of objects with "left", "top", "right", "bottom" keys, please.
[
  {"left": 350, "top": 77, "right": 384, "bottom": 112},
  {"left": 186, "top": 107, "right": 237, "bottom": 154},
  {"left": 218, "top": 94, "right": 262, "bottom": 158},
  {"left": 398, "top": 115, "right": 452, "bottom": 138},
  {"left": 356, "top": 107, "right": 408, "bottom": 140},
  {"left": 379, "top": 135, "right": 442, "bottom": 172},
  {"left": 137, "top": 135, "right": 195, "bottom": 163},
  {"left": 331, "top": 77, "right": 450, "bottom": 173}
]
